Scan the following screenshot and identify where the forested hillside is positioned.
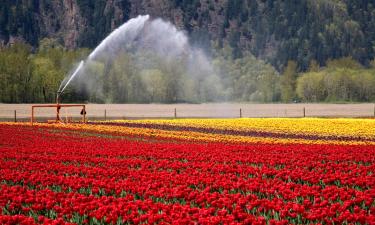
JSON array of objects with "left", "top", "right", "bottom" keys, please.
[
  {"left": 1, "top": 0, "right": 375, "bottom": 69},
  {"left": 1, "top": 0, "right": 375, "bottom": 103}
]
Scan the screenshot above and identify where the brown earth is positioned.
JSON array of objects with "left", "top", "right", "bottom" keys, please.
[{"left": 1, "top": 103, "right": 374, "bottom": 122}]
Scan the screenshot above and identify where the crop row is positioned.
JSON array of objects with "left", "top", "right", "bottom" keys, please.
[
  {"left": 0, "top": 124, "right": 374, "bottom": 224},
  {"left": 105, "top": 118, "right": 375, "bottom": 140}
]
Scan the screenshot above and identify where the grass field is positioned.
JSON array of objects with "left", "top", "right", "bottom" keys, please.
[{"left": 0, "top": 118, "right": 374, "bottom": 224}]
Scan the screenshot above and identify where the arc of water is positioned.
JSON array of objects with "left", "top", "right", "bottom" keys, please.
[
  {"left": 58, "top": 60, "right": 84, "bottom": 94},
  {"left": 57, "top": 15, "right": 151, "bottom": 97},
  {"left": 56, "top": 14, "right": 218, "bottom": 103},
  {"left": 88, "top": 15, "right": 150, "bottom": 60}
]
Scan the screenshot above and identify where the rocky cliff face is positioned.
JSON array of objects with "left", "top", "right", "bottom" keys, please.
[
  {"left": 1, "top": 0, "right": 374, "bottom": 70},
  {"left": 37, "top": 0, "right": 85, "bottom": 49},
  {"left": 0, "top": 0, "right": 230, "bottom": 49}
]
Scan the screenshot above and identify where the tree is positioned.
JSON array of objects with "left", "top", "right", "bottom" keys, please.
[
  {"left": 308, "top": 60, "right": 320, "bottom": 72},
  {"left": 280, "top": 61, "right": 298, "bottom": 102},
  {"left": 31, "top": 56, "right": 62, "bottom": 103},
  {"left": 258, "top": 66, "right": 280, "bottom": 102},
  {"left": 353, "top": 71, "right": 375, "bottom": 101},
  {"left": 0, "top": 43, "right": 32, "bottom": 103},
  {"left": 296, "top": 72, "right": 326, "bottom": 102},
  {"left": 370, "top": 59, "right": 375, "bottom": 68},
  {"left": 140, "top": 69, "right": 166, "bottom": 102},
  {"left": 326, "top": 57, "right": 362, "bottom": 70}
]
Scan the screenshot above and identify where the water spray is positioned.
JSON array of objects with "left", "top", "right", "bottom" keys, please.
[
  {"left": 30, "top": 72, "right": 87, "bottom": 125},
  {"left": 58, "top": 60, "right": 85, "bottom": 96},
  {"left": 55, "top": 15, "right": 152, "bottom": 103},
  {"left": 53, "top": 14, "right": 220, "bottom": 105}
]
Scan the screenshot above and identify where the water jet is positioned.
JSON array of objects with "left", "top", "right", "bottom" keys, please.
[{"left": 30, "top": 14, "right": 221, "bottom": 124}]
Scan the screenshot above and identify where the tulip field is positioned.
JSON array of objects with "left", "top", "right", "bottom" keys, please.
[{"left": 0, "top": 118, "right": 375, "bottom": 224}]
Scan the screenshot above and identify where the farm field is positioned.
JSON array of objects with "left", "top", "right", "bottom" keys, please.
[
  {"left": 1, "top": 103, "right": 375, "bottom": 120},
  {"left": 0, "top": 118, "right": 375, "bottom": 224}
]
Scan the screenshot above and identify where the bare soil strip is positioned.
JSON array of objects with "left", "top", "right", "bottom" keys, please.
[{"left": 1, "top": 103, "right": 374, "bottom": 120}]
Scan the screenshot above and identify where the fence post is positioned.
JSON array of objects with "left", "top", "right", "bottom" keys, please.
[
  {"left": 31, "top": 106, "right": 34, "bottom": 126},
  {"left": 14, "top": 110, "right": 17, "bottom": 122},
  {"left": 83, "top": 105, "right": 86, "bottom": 123},
  {"left": 303, "top": 107, "right": 306, "bottom": 118},
  {"left": 174, "top": 108, "right": 177, "bottom": 118},
  {"left": 240, "top": 108, "right": 242, "bottom": 118},
  {"left": 104, "top": 109, "right": 107, "bottom": 121}
]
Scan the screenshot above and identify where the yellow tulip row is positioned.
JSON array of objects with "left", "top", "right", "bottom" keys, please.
[
  {"left": 107, "top": 118, "right": 375, "bottom": 140},
  {"left": 4, "top": 121, "right": 374, "bottom": 146}
]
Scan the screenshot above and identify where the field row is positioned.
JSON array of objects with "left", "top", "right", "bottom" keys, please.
[{"left": 1, "top": 119, "right": 375, "bottom": 224}]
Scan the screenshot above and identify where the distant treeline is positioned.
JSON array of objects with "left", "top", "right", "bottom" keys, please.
[{"left": 1, "top": 39, "right": 375, "bottom": 103}]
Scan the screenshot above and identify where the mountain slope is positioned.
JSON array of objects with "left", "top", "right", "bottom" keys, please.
[{"left": 0, "top": 0, "right": 374, "bottom": 70}]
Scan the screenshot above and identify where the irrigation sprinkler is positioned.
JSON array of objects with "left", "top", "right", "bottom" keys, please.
[{"left": 31, "top": 91, "right": 86, "bottom": 125}]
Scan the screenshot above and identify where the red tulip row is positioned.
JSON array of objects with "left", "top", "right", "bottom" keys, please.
[{"left": 0, "top": 124, "right": 374, "bottom": 224}]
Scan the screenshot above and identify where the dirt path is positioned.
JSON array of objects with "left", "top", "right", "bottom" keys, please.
[{"left": 0, "top": 103, "right": 374, "bottom": 121}]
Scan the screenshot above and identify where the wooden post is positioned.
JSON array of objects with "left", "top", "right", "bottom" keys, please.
[
  {"left": 56, "top": 104, "right": 61, "bottom": 122},
  {"left": 303, "top": 107, "right": 306, "bottom": 118},
  {"left": 31, "top": 106, "right": 34, "bottom": 125},
  {"left": 83, "top": 105, "right": 86, "bottom": 123},
  {"left": 14, "top": 110, "right": 17, "bottom": 122},
  {"left": 104, "top": 109, "right": 107, "bottom": 121},
  {"left": 174, "top": 108, "right": 177, "bottom": 118},
  {"left": 240, "top": 108, "right": 242, "bottom": 118}
]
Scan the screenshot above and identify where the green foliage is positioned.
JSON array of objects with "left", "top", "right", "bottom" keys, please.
[
  {"left": 1, "top": 39, "right": 374, "bottom": 104},
  {"left": 297, "top": 59, "right": 375, "bottom": 102},
  {"left": 0, "top": 0, "right": 374, "bottom": 72},
  {"left": 214, "top": 0, "right": 375, "bottom": 70},
  {"left": 326, "top": 57, "right": 363, "bottom": 70},
  {"left": 226, "top": 0, "right": 243, "bottom": 20},
  {"left": 212, "top": 45, "right": 280, "bottom": 102},
  {"left": 308, "top": 60, "right": 320, "bottom": 72},
  {"left": 280, "top": 61, "right": 298, "bottom": 102},
  {"left": 0, "top": 1, "right": 40, "bottom": 45},
  {"left": 31, "top": 56, "right": 61, "bottom": 102},
  {"left": 1, "top": 0, "right": 375, "bottom": 71},
  {"left": 371, "top": 59, "right": 375, "bottom": 69},
  {"left": 296, "top": 72, "right": 326, "bottom": 102},
  {"left": 75, "top": 0, "right": 131, "bottom": 48},
  {"left": 0, "top": 39, "right": 88, "bottom": 103},
  {"left": 0, "top": 42, "right": 32, "bottom": 103}
]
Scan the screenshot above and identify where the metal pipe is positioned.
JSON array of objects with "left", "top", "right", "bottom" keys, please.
[{"left": 56, "top": 91, "right": 62, "bottom": 104}]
